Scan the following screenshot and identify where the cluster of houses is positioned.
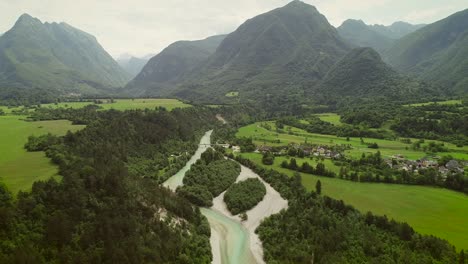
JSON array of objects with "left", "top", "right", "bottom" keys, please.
[
  {"left": 386, "top": 154, "right": 466, "bottom": 176},
  {"left": 218, "top": 143, "right": 241, "bottom": 152},
  {"left": 256, "top": 144, "right": 343, "bottom": 159}
]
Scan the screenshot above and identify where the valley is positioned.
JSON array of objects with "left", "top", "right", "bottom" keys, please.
[
  {"left": 239, "top": 152, "right": 468, "bottom": 249},
  {"left": 0, "top": 1, "right": 467, "bottom": 263}
]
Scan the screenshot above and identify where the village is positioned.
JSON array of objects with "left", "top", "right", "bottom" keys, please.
[
  {"left": 386, "top": 154, "right": 466, "bottom": 177},
  {"left": 224, "top": 141, "right": 467, "bottom": 179}
]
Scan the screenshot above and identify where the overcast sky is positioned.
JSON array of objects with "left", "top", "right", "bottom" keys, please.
[{"left": 1, "top": 0, "right": 467, "bottom": 58}]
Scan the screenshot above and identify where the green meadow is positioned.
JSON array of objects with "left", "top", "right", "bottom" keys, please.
[
  {"left": 237, "top": 122, "right": 468, "bottom": 160},
  {"left": 0, "top": 98, "right": 190, "bottom": 113},
  {"left": 239, "top": 152, "right": 468, "bottom": 250},
  {"left": 405, "top": 99, "right": 463, "bottom": 107},
  {"left": 225, "top": 91, "right": 239, "bottom": 97},
  {"left": 314, "top": 113, "right": 343, "bottom": 125},
  {"left": 0, "top": 115, "right": 85, "bottom": 195},
  {"left": 42, "top": 98, "right": 190, "bottom": 111}
]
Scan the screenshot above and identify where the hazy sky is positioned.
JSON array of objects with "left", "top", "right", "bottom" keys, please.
[{"left": 1, "top": 0, "right": 466, "bottom": 58}]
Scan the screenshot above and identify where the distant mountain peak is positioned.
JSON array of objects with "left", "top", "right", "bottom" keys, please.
[
  {"left": 343, "top": 19, "right": 366, "bottom": 25},
  {"left": 285, "top": 0, "right": 308, "bottom": 7},
  {"left": 0, "top": 14, "right": 130, "bottom": 96},
  {"left": 337, "top": 19, "right": 393, "bottom": 54},
  {"left": 15, "top": 13, "right": 42, "bottom": 27},
  {"left": 391, "top": 21, "right": 412, "bottom": 26},
  {"left": 282, "top": 0, "right": 319, "bottom": 14}
]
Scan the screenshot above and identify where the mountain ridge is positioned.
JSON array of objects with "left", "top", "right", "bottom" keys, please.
[
  {"left": 385, "top": 8, "right": 468, "bottom": 94},
  {"left": 125, "top": 34, "right": 227, "bottom": 96},
  {"left": 337, "top": 19, "right": 394, "bottom": 53},
  {"left": 316, "top": 47, "right": 438, "bottom": 101},
  {"left": 0, "top": 13, "right": 129, "bottom": 102},
  {"left": 168, "top": 0, "right": 352, "bottom": 104}
]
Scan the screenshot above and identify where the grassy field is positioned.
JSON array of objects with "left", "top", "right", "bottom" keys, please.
[
  {"left": 237, "top": 122, "right": 468, "bottom": 160},
  {"left": 225, "top": 92, "right": 239, "bottom": 97},
  {"left": 0, "top": 115, "right": 85, "bottom": 195},
  {"left": 43, "top": 98, "right": 190, "bottom": 111},
  {"left": 405, "top": 100, "right": 463, "bottom": 107},
  {"left": 0, "top": 98, "right": 190, "bottom": 113},
  {"left": 239, "top": 152, "right": 468, "bottom": 250},
  {"left": 315, "top": 113, "right": 342, "bottom": 125},
  {"left": 242, "top": 152, "right": 341, "bottom": 173},
  {"left": 0, "top": 105, "right": 24, "bottom": 114}
]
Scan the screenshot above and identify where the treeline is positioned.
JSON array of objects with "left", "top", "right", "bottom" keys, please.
[
  {"left": 391, "top": 114, "right": 468, "bottom": 146},
  {"left": 0, "top": 107, "right": 219, "bottom": 263},
  {"left": 0, "top": 87, "right": 58, "bottom": 106},
  {"left": 230, "top": 155, "right": 461, "bottom": 263},
  {"left": 281, "top": 158, "right": 336, "bottom": 178},
  {"left": 277, "top": 116, "right": 392, "bottom": 139},
  {"left": 339, "top": 101, "right": 468, "bottom": 146},
  {"left": 177, "top": 148, "right": 240, "bottom": 206},
  {"left": 224, "top": 178, "right": 266, "bottom": 215}
]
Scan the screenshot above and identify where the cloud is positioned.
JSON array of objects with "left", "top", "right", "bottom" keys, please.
[
  {"left": 402, "top": 5, "right": 460, "bottom": 23},
  {"left": 0, "top": 0, "right": 465, "bottom": 57}
]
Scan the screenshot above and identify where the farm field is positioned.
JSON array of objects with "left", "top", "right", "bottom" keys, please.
[
  {"left": 225, "top": 92, "right": 239, "bottom": 97},
  {"left": 405, "top": 99, "right": 463, "bottom": 107},
  {"left": 314, "top": 113, "right": 342, "bottom": 125},
  {"left": 41, "top": 98, "right": 191, "bottom": 111},
  {"left": 243, "top": 152, "right": 341, "bottom": 173},
  {"left": 236, "top": 122, "right": 468, "bottom": 160},
  {"left": 0, "top": 115, "right": 85, "bottom": 195},
  {"left": 0, "top": 98, "right": 191, "bottom": 113},
  {"left": 238, "top": 152, "right": 468, "bottom": 250}
]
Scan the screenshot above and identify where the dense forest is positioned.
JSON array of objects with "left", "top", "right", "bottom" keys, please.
[
  {"left": 0, "top": 107, "right": 219, "bottom": 263},
  {"left": 339, "top": 100, "right": 468, "bottom": 145}
]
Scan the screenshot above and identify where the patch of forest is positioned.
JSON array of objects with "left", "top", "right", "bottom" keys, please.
[
  {"left": 224, "top": 178, "right": 266, "bottom": 215},
  {"left": 177, "top": 148, "right": 240, "bottom": 206}
]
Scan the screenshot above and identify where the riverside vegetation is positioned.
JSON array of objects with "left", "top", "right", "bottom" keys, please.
[
  {"left": 177, "top": 148, "right": 240, "bottom": 207},
  {"left": 231, "top": 155, "right": 460, "bottom": 263},
  {"left": 0, "top": 107, "right": 219, "bottom": 263},
  {"left": 224, "top": 178, "right": 266, "bottom": 215}
]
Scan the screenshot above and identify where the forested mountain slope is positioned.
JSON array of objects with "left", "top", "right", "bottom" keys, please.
[
  {"left": 124, "top": 35, "right": 226, "bottom": 96},
  {"left": 386, "top": 9, "right": 468, "bottom": 94},
  {"left": 316, "top": 47, "right": 438, "bottom": 102},
  {"left": 171, "top": 0, "right": 351, "bottom": 104},
  {"left": 0, "top": 14, "right": 129, "bottom": 102}
]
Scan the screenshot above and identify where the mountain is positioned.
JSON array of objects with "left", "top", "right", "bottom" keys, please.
[
  {"left": 370, "top": 21, "right": 426, "bottom": 39},
  {"left": 316, "top": 47, "right": 438, "bottom": 100},
  {"left": 385, "top": 9, "right": 468, "bottom": 94},
  {"left": 117, "top": 55, "right": 148, "bottom": 78},
  {"left": 125, "top": 35, "right": 226, "bottom": 96},
  {"left": 0, "top": 14, "right": 130, "bottom": 101},
  {"left": 169, "top": 0, "right": 351, "bottom": 104},
  {"left": 337, "top": 19, "right": 393, "bottom": 53}
]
